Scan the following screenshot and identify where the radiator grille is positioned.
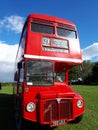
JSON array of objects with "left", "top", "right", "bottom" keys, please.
[
  {"left": 44, "top": 99, "right": 72, "bottom": 122},
  {"left": 60, "top": 99, "right": 72, "bottom": 119},
  {"left": 44, "top": 100, "right": 58, "bottom": 122}
]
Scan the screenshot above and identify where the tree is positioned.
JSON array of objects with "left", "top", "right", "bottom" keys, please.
[
  {"left": 69, "top": 61, "right": 94, "bottom": 84},
  {"left": 69, "top": 61, "right": 98, "bottom": 85},
  {"left": 69, "top": 65, "right": 83, "bottom": 84},
  {"left": 69, "top": 65, "right": 81, "bottom": 80},
  {"left": 81, "top": 61, "right": 94, "bottom": 84},
  {"left": 92, "top": 62, "right": 98, "bottom": 83}
]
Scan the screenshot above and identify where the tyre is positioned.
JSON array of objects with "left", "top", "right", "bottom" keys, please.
[
  {"left": 15, "top": 109, "right": 24, "bottom": 130},
  {"left": 70, "top": 115, "right": 83, "bottom": 124},
  {"left": 15, "top": 108, "right": 33, "bottom": 130}
]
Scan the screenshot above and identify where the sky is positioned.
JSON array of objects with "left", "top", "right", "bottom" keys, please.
[{"left": 0, "top": 0, "right": 98, "bottom": 82}]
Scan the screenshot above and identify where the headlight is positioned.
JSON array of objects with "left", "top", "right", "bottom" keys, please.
[
  {"left": 26, "top": 102, "right": 36, "bottom": 112},
  {"left": 42, "top": 37, "right": 50, "bottom": 46},
  {"left": 77, "top": 100, "right": 83, "bottom": 108}
]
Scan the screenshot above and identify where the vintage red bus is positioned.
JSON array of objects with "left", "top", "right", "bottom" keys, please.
[{"left": 14, "top": 14, "right": 85, "bottom": 130}]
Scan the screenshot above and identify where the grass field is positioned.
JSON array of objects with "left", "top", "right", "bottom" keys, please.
[
  {"left": 0, "top": 84, "right": 15, "bottom": 130},
  {"left": 0, "top": 84, "right": 98, "bottom": 130}
]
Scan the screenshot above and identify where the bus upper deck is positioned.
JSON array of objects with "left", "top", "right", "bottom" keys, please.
[{"left": 17, "top": 14, "right": 82, "bottom": 66}]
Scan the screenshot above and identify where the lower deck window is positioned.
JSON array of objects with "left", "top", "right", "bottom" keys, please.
[
  {"left": 55, "top": 72, "right": 65, "bottom": 82},
  {"left": 26, "top": 60, "right": 54, "bottom": 86}
]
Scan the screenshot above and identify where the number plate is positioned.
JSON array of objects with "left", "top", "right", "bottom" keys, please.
[{"left": 51, "top": 120, "right": 66, "bottom": 127}]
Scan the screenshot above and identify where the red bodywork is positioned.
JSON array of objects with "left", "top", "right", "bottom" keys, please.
[{"left": 14, "top": 14, "right": 85, "bottom": 127}]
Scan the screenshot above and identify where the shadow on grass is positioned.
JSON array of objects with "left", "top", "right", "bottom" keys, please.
[
  {"left": 0, "top": 94, "right": 53, "bottom": 130},
  {"left": 25, "top": 121, "right": 55, "bottom": 130},
  {"left": 0, "top": 94, "right": 15, "bottom": 130}
]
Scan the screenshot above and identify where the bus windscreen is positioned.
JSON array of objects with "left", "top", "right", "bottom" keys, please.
[{"left": 26, "top": 60, "right": 54, "bottom": 86}]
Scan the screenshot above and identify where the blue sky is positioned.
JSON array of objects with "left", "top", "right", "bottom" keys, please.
[
  {"left": 0, "top": 0, "right": 98, "bottom": 82},
  {"left": 0, "top": 0, "right": 98, "bottom": 48}
]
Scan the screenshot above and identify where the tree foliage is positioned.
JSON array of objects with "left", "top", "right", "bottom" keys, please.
[
  {"left": 69, "top": 61, "right": 98, "bottom": 85},
  {"left": 69, "top": 65, "right": 81, "bottom": 80},
  {"left": 92, "top": 62, "right": 98, "bottom": 83}
]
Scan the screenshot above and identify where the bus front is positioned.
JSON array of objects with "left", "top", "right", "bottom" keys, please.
[{"left": 15, "top": 14, "right": 85, "bottom": 129}]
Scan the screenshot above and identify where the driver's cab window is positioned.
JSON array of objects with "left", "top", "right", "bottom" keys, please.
[
  {"left": 18, "top": 62, "right": 24, "bottom": 83},
  {"left": 55, "top": 72, "right": 65, "bottom": 82}
]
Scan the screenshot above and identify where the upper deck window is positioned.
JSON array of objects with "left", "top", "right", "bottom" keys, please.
[
  {"left": 57, "top": 27, "right": 76, "bottom": 38},
  {"left": 31, "top": 23, "right": 54, "bottom": 34},
  {"left": 57, "top": 23, "right": 77, "bottom": 38}
]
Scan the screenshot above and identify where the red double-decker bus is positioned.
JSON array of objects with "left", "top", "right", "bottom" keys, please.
[{"left": 14, "top": 14, "right": 85, "bottom": 130}]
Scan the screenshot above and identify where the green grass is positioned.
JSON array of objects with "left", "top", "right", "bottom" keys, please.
[
  {"left": 0, "top": 84, "right": 15, "bottom": 130},
  {"left": 0, "top": 83, "right": 13, "bottom": 94},
  {"left": 0, "top": 84, "right": 98, "bottom": 130}
]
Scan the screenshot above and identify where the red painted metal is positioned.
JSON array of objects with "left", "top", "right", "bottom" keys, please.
[{"left": 14, "top": 14, "right": 85, "bottom": 128}]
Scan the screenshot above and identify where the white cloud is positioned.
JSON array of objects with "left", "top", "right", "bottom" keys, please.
[
  {"left": 82, "top": 43, "right": 98, "bottom": 61},
  {"left": 0, "top": 41, "right": 18, "bottom": 62},
  {"left": 0, "top": 62, "right": 15, "bottom": 82},
  {"left": 0, "top": 41, "right": 18, "bottom": 82},
  {"left": 0, "top": 15, "right": 25, "bottom": 33},
  {"left": 0, "top": 15, "right": 25, "bottom": 82}
]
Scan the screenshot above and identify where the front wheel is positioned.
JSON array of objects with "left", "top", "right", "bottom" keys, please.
[
  {"left": 15, "top": 109, "right": 25, "bottom": 130},
  {"left": 15, "top": 110, "right": 33, "bottom": 130},
  {"left": 70, "top": 115, "right": 83, "bottom": 124}
]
